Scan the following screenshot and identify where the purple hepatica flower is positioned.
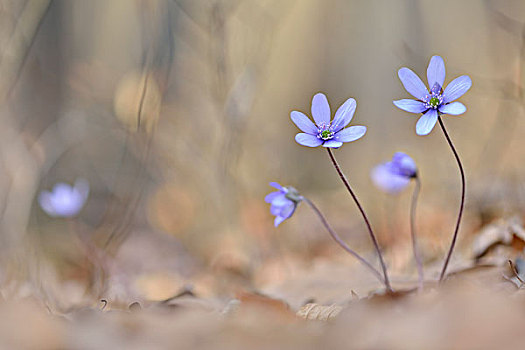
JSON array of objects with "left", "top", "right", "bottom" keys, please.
[
  {"left": 394, "top": 56, "right": 472, "bottom": 136},
  {"left": 291, "top": 92, "right": 366, "bottom": 148},
  {"left": 265, "top": 182, "right": 302, "bottom": 227},
  {"left": 371, "top": 152, "right": 417, "bottom": 194},
  {"left": 38, "top": 179, "right": 89, "bottom": 218}
]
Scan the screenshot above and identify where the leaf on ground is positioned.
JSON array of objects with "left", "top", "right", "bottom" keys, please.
[
  {"left": 504, "top": 258, "right": 525, "bottom": 289},
  {"left": 472, "top": 216, "right": 525, "bottom": 259},
  {"left": 235, "top": 291, "right": 296, "bottom": 319},
  {"left": 296, "top": 303, "right": 342, "bottom": 321}
]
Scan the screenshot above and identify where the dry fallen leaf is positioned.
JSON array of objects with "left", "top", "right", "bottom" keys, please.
[
  {"left": 472, "top": 216, "right": 525, "bottom": 258},
  {"left": 504, "top": 258, "right": 525, "bottom": 289},
  {"left": 235, "top": 291, "right": 296, "bottom": 319},
  {"left": 296, "top": 303, "right": 342, "bottom": 321}
]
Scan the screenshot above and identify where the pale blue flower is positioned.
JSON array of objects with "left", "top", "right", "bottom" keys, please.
[
  {"left": 291, "top": 92, "right": 366, "bottom": 148},
  {"left": 265, "top": 182, "right": 302, "bottom": 227},
  {"left": 39, "top": 179, "right": 89, "bottom": 218},
  {"left": 371, "top": 152, "right": 417, "bottom": 193},
  {"left": 394, "top": 56, "right": 472, "bottom": 135}
]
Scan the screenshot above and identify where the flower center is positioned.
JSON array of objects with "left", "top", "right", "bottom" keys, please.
[
  {"left": 320, "top": 129, "right": 334, "bottom": 140},
  {"left": 424, "top": 82, "right": 443, "bottom": 110},
  {"left": 428, "top": 97, "right": 440, "bottom": 108},
  {"left": 425, "top": 94, "right": 443, "bottom": 109},
  {"left": 316, "top": 123, "right": 335, "bottom": 140}
]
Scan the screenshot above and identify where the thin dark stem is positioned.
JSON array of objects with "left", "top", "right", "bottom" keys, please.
[
  {"left": 410, "top": 175, "right": 424, "bottom": 290},
  {"left": 302, "top": 197, "right": 385, "bottom": 285},
  {"left": 438, "top": 116, "right": 466, "bottom": 282},
  {"left": 326, "top": 148, "right": 392, "bottom": 292},
  {"left": 508, "top": 260, "right": 525, "bottom": 286}
]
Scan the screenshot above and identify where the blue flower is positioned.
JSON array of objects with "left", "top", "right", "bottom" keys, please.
[
  {"left": 394, "top": 56, "right": 472, "bottom": 135},
  {"left": 265, "top": 182, "right": 302, "bottom": 227},
  {"left": 371, "top": 152, "right": 417, "bottom": 194},
  {"left": 38, "top": 179, "right": 89, "bottom": 218},
  {"left": 291, "top": 92, "right": 366, "bottom": 148}
]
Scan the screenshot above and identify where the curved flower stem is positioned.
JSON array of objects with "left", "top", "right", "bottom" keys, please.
[
  {"left": 437, "top": 116, "right": 466, "bottom": 282},
  {"left": 302, "top": 197, "right": 385, "bottom": 285},
  {"left": 410, "top": 175, "right": 424, "bottom": 290},
  {"left": 326, "top": 148, "right": 392, "bottom": 292}
]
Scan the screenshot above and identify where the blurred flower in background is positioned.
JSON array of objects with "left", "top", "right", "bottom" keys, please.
[
  {"left": 38, "top": 179, "right": 89, "bottom": 218},
  {"left": 371, "top": 152, "right": 417, "bottom": 194}
]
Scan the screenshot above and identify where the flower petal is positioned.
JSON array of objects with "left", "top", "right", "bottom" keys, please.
[
  {"left": 274, "top": 215, "right": 287, "bottom": 227},
  {"left": 295, "top": 133, "right": 323, "bottom": 147},
  {"left": 334, "top": 125, "right": 366, "bottom": 143},
  {"left": 290, "top": 111, "right": 317, "bottom": 134},
  {"left": 270, "top": 195, "right": 290, "bottom": 207},
  {"left": 265, "top": 191, "right": 283, "bottom": 203},
  {"left": 393, "top": 99, "right": 427, "bottom": 114},
  {"left": 52, "top": 183, "right": 73, "bottom": 198},
  {"left": 443, "top": 75, "right": 472, "bottom": 103},
  {"left": 269, "top": 182, "right": 283, "bottom": 191},
  {"left": 38, "top": 191, "right": 57, "bottom": 217},
  {"left": 391, "top": 152, "right": 417, "bottom": 177},
  {"left": 270, "top": 203, "right": 281, "bottom": 215},
  {"left": 416, "top": 109, "right": 438, "bottom": 136},
  {"left": 331, "top": 98, "right": 356, "bottom": 132},
  {"left": 322, "top": 140, "right": 343, "bottom": 148},
  {"left": 371, "top": 164, "right": 411, "bottom": 194},
  {"left": 398, "top": 67, "right": 428, "bottom": 100},
  {"left": 427, "top": 56, "right": 446, "bottom": 88},
  {"left": 439, "top": 102, "right": 466, "bottom": 115},
  {"left": 278, "top": 202, "right": 296, "bottom": 219},
  {"left": 311, "top": 93, "right": 330, "bottom": 126}
]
